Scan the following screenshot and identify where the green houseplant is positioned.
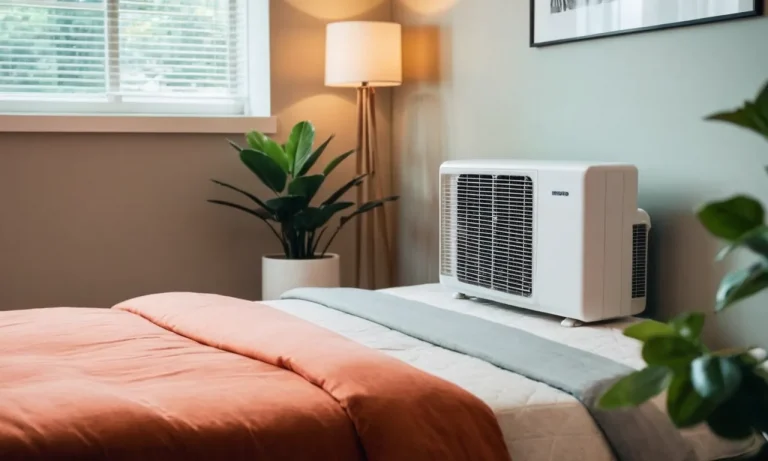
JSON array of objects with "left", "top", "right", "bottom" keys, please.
[
  {"left": 210, "top": 121, "right": 398, "bottom": 299},
  {"left": 598, "top": 81, "right": 768, "bottom": 452}
]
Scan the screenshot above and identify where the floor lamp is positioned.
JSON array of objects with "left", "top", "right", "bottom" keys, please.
[{"left": 325, "top": 21, "right": 402, "bottom": 289}]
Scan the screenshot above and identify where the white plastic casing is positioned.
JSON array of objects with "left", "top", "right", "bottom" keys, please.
[{"left": 439, "top": 160, "right": 649, "bottom": 323}]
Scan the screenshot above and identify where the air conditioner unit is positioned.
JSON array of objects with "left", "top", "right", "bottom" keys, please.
[{"left": 439, "top": 160, "right": 650, "bottom": 325}]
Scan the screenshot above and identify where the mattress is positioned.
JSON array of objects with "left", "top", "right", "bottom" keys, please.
[{"left": 263, "top": 284, "right": 758, "bottom": 461}]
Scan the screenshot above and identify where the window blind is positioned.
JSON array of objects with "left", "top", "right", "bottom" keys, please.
[{"left": 0, "top": 0, "right": 248, "bottom": 115}]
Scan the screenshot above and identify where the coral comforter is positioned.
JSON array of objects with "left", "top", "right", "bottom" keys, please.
[{"left": 0, "top": 293, "right": 509, "bottom": 461}]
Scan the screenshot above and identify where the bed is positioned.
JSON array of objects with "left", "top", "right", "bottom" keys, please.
[
  {"left": 270, "top": 284, "right": 758, "bottom": 461},
  {"left": 0, "top": 284, "right": 759, "bottom": 460}
]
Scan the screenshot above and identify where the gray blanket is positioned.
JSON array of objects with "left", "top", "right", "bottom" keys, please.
[{"left": 282, "top": 287, "right": 698, "bottom": 461}]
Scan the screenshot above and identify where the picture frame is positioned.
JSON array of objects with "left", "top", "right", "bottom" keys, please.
[{"left": 530, "top": 0, "right": 764, "bottom": 47}]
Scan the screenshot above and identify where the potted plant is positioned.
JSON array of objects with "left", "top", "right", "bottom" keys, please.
[
  {"left": 598, "top": 80, "right": 768, "bottom": 457},
  {"left": 210, "top": 121, "right": 398, "bottom": 300}
]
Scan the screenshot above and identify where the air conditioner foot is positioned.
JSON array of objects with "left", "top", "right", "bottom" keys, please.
[
  {"left": 561, "top": 318, "right": 584, "bottom": 328},
  {"left": 453, "top": 292, "right": 469, "bottom": 300}
]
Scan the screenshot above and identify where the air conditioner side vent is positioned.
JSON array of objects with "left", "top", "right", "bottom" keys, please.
[
  {"left": 632, "top": 224, "right": 648, "bottom": 299},
  {"left": 440, "top": 175, "right": 455, "bottom": 277}
]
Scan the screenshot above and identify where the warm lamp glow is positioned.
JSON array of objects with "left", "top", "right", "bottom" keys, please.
[
  {"left": 325, "top": 21, "right": 402, "bottom": 88},
  {"left": 402, "top": 26, "right": 441, "bottom": 83},
  {"left": 398, "top": 0, "right": 458, "bottom": 15},
  {"left": 284, "top": 0, "right": 385, "bottom": 21}
]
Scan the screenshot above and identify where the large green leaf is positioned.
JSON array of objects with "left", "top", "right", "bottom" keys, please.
[
  {"left": 246, "top": 130, "right": 289, "bottom": 172},
  {"left": 211, "top": 179, "right": 272, "bottom": 212},
  {"left": 208, "top": 200, "right": 272, "bottom": 221},
  {"left": 260, "top": 139, "right": 291, "bottom": 174},
  {"left": 744, "top": 102, "right": 768, "bottom": 134},
  {"left": 288, "top": 175, "right": 325, "bottom": 203},
  {"left": 642, "top": 336, "right": 702, "bottom": 368},
  {"left": 321, "top": 201, "right": 355, "bottom": 217},
  {"left": 293, "top": 207, "right": 326, "bottom": 231},
  {"left": 323, "top": 150, "right": 355, "bottom": 176},
  {"left": 697, "top": 195, "right": 764, "bottom": 241},
  {"left": 240, "top": 149, "right": 287, "bottom": 193},
  {"left": 297, "top": 135, "right": 334, "bottom": 177},
  {"left": 623, "top": 320, "right": 676, "bottom": 343},
  {"left": 284, "top": 121, "right": 315, "bottom": 175},
  {"left": 707, "top": 106, "right": 768, "bottom": 141},
  {"left": 597, "top": 366, "right": 672, "bottom": 410},
  {"left": 669, "top": 313, "right": 706, "bottom": 342},
  {"left": 227, "top": 139, "right": 243, "bottom": 152},
  {"left": 294, "top": 202, "right": 355, "bottom": 231},
  {"left": 208, "top": 200, "right": 286, "bottom": 251},
  {"left": 322, "top": 174, "right": 368, "bottom": 206},
  {"left": 246, "top": 131, "right": 269, "bottom": 151},
  {"left": 716, "top": 261, "right": 768, "bottom": 312},
  {"left": 340, "top": 196, "right": 399, "bottom": 225},
  {"left": 756, "top": 80, "right": 768, "bottom": 115},
  {"left": 667, "top": 373, "right": 716, "bottom": 428},
  {"left": 265, "top": 195, "right": 307, "bottom": 221},
  {"left": 707, "top": 80, "right": 768, "bottom": 141},
  {"left": 716, "top": 225, "right": 768, "bottom": 261},
  {"left": 691, "top": 356, "right": 742, "bottom": 404}
]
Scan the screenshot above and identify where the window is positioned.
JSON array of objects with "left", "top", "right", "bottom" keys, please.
[{"left": 0, "top": 0, "right": 270, "bottom": 118}]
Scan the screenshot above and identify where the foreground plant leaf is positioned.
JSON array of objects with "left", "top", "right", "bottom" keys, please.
[
  {"left": 598, "top": 366, "right": 672, "bottom": 409},
  {"left": 623, "top": 320, "right": 675, "bottom": 343},
  {"left": 667, "top": 373, "right": 716, "bottom": 428},
  {"left": 669, "top": 312, "right": 706, "bottom": 342},
  {"left": 642, "top": 336, "right": 702, "bottom": 367},
  {"left": 716, "top": 261, "right": 768, "bottom": 312},
  {"left": 691, "top": 356, "right": 742, "bottom": 404},
  {"left": 716, "top": 225, "right": 768, "bottom": 261},
  {"left": 706, "top": 395, "right": 756, "bottom": 440},
  {"left": 706, "top": 81, "right": 768, "bottom": 141},
  {"left": 697, "top": 195, "right": 764, "bottom": 241}
]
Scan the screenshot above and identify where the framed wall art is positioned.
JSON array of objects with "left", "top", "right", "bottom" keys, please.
[{"left": 531, "top": 0, "right": 764, "bottom": 47}]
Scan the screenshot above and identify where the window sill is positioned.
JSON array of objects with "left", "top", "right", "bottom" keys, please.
[{"left": 0, "top": 115, "right": 277, "bottom": 134}]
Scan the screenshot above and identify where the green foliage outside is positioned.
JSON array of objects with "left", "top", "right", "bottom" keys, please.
[{"left": 0, "top": 0, "right": 234, "bottom": 95}]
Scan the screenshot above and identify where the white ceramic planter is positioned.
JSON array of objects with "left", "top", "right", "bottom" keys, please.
[{"left": 261, "top": 253, "right": 341, "bottom": 300}]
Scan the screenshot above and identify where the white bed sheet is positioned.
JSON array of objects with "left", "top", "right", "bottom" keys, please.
[{"left": 263, "top": 284, "right": 757, "bottom": 461}]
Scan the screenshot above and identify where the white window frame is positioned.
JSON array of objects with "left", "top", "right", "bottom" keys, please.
[{"left": 0, "top": 0, "right": 274, "bottom": 134}]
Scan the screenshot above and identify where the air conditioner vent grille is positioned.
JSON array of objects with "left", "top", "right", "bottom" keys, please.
[
  {"left": 440, "top": 176, "right": 455, "bottom": 276},
  {"left": 454, "top": 174, "right": 534, "bottom": 297},
  {"left": 632, "top": 224, "right": 648, "bottom": 299}
]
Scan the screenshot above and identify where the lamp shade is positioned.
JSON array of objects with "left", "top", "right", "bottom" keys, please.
[{"left": 325, "top": 21, "right": 402, "bottom": 88}]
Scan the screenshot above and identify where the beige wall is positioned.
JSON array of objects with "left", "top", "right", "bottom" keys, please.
[
  {"left": 0, "top": 0, "right": 392, "bottom": 309},
  {"left": 393, "top": 0, "right": 768, "bottom": 348}
]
